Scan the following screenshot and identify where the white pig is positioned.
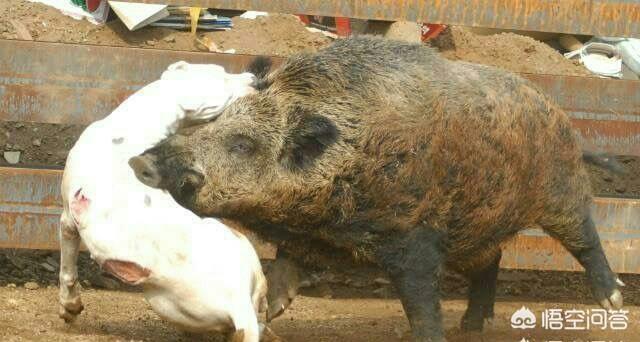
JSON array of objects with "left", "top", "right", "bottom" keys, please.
[{"left": 58, "top": 62, "right": 269, "bottom": 341}]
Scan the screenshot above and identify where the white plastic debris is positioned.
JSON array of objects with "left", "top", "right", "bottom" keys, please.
[
  {"left": 108, "top": 1, "right": 169, "bottom": 31},
  {"left": 28, "top": 0, "right": 110, "bottom": 25},
  {"left": 619, "top": 39, "right": 640, "bottom": 76},
  {"left": 240, "top": 11, "right": 268, "bottom": 19},
  {"left": 306, "top": 26, "right": 338, "bottom": 39},
  {"left": 565, "top": 42, "right": 622, "bottom": 78}
]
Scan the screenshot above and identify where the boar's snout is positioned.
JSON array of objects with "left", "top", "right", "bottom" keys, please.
[{"left": 129, "top": 155, "right": 163, "bottom": 189}]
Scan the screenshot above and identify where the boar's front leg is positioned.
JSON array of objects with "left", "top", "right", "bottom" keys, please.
[
  {"left": 460, "top": 251, "right": 501, "bottom": 332},
  {"left": 264, "top": 256, "right": 303, "bottom": 322},
  {"left": 376, "top": 227, "right": 446, "bottom": 342},
  {"left": 58, "top": 210, "right": 84, "bottom": 322}
]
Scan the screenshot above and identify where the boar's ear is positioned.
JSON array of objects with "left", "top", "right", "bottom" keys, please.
[
  {"left": 246, "top": 56, "right": 272, "bottom": 90},
  {"left": 280, "top": 112, "right": 338, "bottom": 171}
]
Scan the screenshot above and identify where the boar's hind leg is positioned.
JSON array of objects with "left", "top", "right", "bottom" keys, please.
[
  {"left": 460, "top": 251, "right": 501, "bottom": 332},
  {"left": 543, "top": 213, "right": 623, "bottom": 310},
  {"left": 376, "top": 228, "right": 446, "bottom": 342}
]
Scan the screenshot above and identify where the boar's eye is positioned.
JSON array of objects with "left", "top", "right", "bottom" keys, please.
[{"left": 227, "top": 134, "right": 256, "bottom": 156}]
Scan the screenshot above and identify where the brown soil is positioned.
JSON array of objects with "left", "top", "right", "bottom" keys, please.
[
  {"left": 0, "top": 1, "right": 330, "bottom": 56},
  {"left": 0, "top": 122, "right": 84, "bottom": 167},
  {"left": 207, "top": 14, "right": 331, "bottom": 56},
  {"left": 587, "top": 155, "right": 640, "bottom": 197},
  {"left": 0, "top": 286, "right": 637, "bottom": 342},
  {"left": 431, "top": 26, "right": 591, "bottom": 76},
  {"left": 3, "top": 248, "right": 640, "bottom": 306}
]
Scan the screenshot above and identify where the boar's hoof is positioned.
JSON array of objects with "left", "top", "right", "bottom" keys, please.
[
  {"left": 599, "top": 288, "right": 623, "bottom": 310},
  {"left": 266, "top": 299, "right": 289, "bottom": 322}
]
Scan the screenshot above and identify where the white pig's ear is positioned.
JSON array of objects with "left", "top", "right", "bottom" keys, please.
[
  {"left": 161, "top": 61, "right": 190, "bottom": 80},
  {"left": 161, "top": 61, "right": 226, "bottom": 81},
  {"left": 179, "top": 94, "right": 232, "bottom": 122}
]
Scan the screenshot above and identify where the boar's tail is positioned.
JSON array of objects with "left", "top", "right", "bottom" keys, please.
[{"left": 582, "top": 151, "right": 625, "bottom": 175}]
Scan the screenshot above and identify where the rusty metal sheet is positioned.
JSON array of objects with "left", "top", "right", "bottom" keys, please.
[
  {"left": 0, "top": 40, "right": 266, "bottom": 125},
  {"left": 0, "top": 167, "right": 62, "bottom": 250},
  {"left": 123, "top": 0, "right": 640, "bottom": 38},
  {"left": 501, "top": 197, "right": 640, "bottom": 274},
  {"left": 2, "top": 39, "right": 640, "bottom": 156},
  {"left": 0, "top": 167, "right": 276, "bottom": 258},
  {"left": 523, "top": 74, "right": 640, "bottom": 157},
  {"left": 1, "top": 167, "right": 638, "bottom": 272}
]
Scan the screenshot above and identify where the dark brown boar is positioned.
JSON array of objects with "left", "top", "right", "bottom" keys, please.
[{"left": 130, "top": 36, "right": 623, "bottom": 342}]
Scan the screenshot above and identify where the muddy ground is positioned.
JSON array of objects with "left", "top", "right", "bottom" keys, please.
[{"left": 0, "top": 287, "right": 637, "bottom": 342}]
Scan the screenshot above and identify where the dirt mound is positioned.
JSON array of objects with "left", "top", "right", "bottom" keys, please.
[
  {"left": 0, "top": 1, "right": 330, "bottom": 55},
  {"left": 205, "top": 14, "right": 331, "bottom": 56},
  {"left": 432, "top": 26, "right": 590, "bottom": 76}
]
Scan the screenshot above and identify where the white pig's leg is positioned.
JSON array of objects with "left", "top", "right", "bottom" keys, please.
[
  {"left": 58, "top": 209, "right": 84, "bottom": 322},
  {"left": 227, "top": 301, "right": 260, "bottom": 342}
]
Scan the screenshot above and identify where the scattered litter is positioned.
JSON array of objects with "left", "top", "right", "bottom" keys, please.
[
  {"left": 239, "top": 11, "right": 268, "bottom": 20},
  {"left": 194, "top": 36, "right": 235, "bottom": 54},
  {"left": 108, "top": 1, "right": 169, "bottom": 31},
  {"left": 305, "top": 26, "right": 338, "bottom": 39},
  {"left": 150, "top": 7, "right": 232, "bottom": 31},
  {"left": 565, "top": 41, "right": 623, "bottom": 78},
  {"left": 194, "top": 36, "right": 219, "bottom": 52},
  {"left": 28, "top": 0, "right": 110, "bottom": 24},
  {"left": 618, "top": 39, "right": 640, "bottom": 76},
  {"left": 3, "top": 151, "right": 21, "bottom": 164},
  {"left": 10, "top": 19, "right": 33, "bottom": 40}
]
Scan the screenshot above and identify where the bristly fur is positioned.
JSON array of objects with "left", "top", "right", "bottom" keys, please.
[
  {"left": 245, "top": 56, "right": 273, "bottom": 90},
  {"left": 151, "top": 36, "right": 594, "bottom": 273}
]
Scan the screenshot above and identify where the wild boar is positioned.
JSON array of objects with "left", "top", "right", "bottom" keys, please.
[{"left": 130, "top": 37, "right": 623, "bottom": 341}]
